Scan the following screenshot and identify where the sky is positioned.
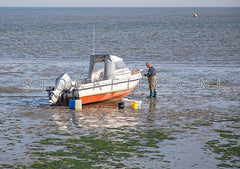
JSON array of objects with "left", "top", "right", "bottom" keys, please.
[{"left": 0, "top": 0, "right": 239, "bottom": 7}]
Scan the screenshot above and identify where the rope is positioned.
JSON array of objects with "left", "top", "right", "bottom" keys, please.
[
  {"left": 141, "top": 69, "right": 239, "bottom": 90},
  {"left": 157, "top": 74, "right": 239, "bottom": 90}
]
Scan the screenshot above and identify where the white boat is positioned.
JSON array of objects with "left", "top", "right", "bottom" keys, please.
[{"left": 47, "top": 54, "right": 142, "bottom": 105}]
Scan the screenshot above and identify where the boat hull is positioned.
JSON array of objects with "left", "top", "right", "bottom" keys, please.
[
  {"left": 56, "top": 86, "right": 136, "bottom": 105},
  {"left": 78, "top": 86, "right": 135, "bottom": 104},
  {"left": 56, "top": 74, "right": 141, "bottom": 105}
]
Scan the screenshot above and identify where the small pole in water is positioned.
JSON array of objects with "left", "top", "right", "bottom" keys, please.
[{"left": 93, "top": 21, "right": 96, "bottom": 55}]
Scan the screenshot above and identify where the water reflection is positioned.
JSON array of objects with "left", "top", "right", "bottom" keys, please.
[
  {"left": 50, "top": 101, "right": 141, "bottom": 131},
  {"left": 146, "top": 98, "right": 157, "bottom": 125}
]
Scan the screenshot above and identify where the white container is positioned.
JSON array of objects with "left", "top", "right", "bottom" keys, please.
[
  {"left": 134, "top": 100, "right": 142, "bottom": 109},
  {"left": 122, "top": 98, "right": 132, "bottom": 107},
  {"left": 75, "top": 100, "right": 82, "bottom": 110}
]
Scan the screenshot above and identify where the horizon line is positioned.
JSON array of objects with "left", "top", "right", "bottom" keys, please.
[{"left": 0, "top": 6, "right": 239, "bottom": 8}]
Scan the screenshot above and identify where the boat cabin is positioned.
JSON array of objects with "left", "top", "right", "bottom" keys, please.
[{"left": 88, "top": 54, "right": 131, "bottom": 82}]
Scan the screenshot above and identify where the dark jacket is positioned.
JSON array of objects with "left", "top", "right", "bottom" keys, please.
[{"left": 145, "top": 66, "right": 156, "bottom": 77}]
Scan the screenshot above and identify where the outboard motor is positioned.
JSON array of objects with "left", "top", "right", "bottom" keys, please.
[{"left": 48, "top": 73, "right": 72, "bottom": 104}]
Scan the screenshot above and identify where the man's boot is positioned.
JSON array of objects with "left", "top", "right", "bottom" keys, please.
[
  {"left": 147, "top": 91, "right": 153, "bottom": 98},
  {"left": 153, "top": 91, "right": 157, "bottom": 97}
]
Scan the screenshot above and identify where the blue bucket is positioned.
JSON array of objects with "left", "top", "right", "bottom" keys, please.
[{"left": 69, "top": 100, "right": 75, "bottom": 109}]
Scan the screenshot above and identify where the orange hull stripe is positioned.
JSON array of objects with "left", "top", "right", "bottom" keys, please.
[{"left": 77, "top": 88, "right": 134, "bottom": 104}]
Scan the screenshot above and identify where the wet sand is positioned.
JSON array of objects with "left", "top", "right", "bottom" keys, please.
[{"left": 0, "top": 86, "right": 239, "bottom": 168}]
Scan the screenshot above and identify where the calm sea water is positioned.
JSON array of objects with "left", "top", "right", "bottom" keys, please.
[{"left": 0, "top": 7, "right": 240, "bottom": 168}]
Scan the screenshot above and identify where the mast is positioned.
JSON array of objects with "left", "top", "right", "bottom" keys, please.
[{"left": 93, "top": 21, "right": 96, "bottom": 55}]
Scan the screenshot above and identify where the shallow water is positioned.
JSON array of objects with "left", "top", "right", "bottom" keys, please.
[{"left": 0, "top": 7, "right": 240, "bottom": 168}]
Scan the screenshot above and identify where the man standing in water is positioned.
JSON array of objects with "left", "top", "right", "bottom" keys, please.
[{"left": 144, "top": 62, "right": 157, "bottom": 98}]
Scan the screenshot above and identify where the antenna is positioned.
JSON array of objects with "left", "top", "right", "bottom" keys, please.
[{"left": 93, "top": 21, "right": 95, "bottom": 55}]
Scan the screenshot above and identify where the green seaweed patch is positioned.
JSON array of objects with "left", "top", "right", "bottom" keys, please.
[
  {"left": 7, "top": 142, "right": 15, "bottom": 146},
  {"left": 139, "top": 129, "right": 170, "bottom": 140},
  {"left": 220, "top": 134, "right": 240, "bottom": 139},
  {"left": 0, "top": 164, "right": 15, "bottom": 168},
  {"left": 214, "top": 129, "right": 233, "bottom": 133},
  {"left": 225, "top": 118, "right": 240, "bottom": 123},
  {"left": 171, "top": 129, "right": 186, "bottom": 133},
  {"left": 191, "top": 122, "right": 212, "bottom": 127},
  {"left": 28, "top": 128, "right": 173, "bottom": 168},
  {"left": 40, "top": 137, "right": 64, "bottom": 146},
  {"left": 29, "top": 148, "right": 45, "bottom": 151},
  {"left": 183, "top": 126, "right": 198, "bottom": 130},
  {"left": 205, "top": 134, "right": 240, "bottom": 168}
]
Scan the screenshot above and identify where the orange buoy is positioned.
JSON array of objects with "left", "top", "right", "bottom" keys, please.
[{"left": 194, "top": 13, "right": 197, "bottom": 17}]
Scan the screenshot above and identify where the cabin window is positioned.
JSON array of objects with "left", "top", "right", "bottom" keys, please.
[
  {"left": 91, "top": 62, "right": 104, "bottom": 82},
  {"left": 115, "top": 61, "right": 127, "bottom": 70}
]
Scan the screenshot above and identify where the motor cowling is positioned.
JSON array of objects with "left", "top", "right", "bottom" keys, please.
[{"left": 49, "top": 73, "right": 72, "bottom": 104}]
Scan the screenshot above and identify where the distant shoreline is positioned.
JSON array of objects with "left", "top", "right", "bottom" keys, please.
[{"left": 0, "top": 6, "right": 239, "bottom": 8}]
